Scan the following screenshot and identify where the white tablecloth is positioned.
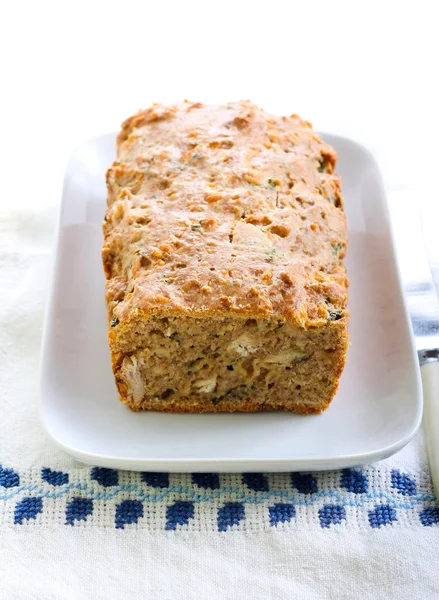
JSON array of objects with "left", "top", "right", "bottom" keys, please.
[{"left": 1, "top": 2, "right": 439, "bottom": 598}]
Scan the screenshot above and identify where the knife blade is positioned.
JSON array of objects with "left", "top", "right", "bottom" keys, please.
[{"left": 389, "top": 190, "right": 439, "bottom": 499}]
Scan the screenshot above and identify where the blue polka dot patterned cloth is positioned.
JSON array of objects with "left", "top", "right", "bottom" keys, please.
[{"left": 1, "top": 464, "right": 438, "bottom": 531}]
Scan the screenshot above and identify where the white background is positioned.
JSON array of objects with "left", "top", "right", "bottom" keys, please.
[{"left": 1, "top": 0, "right": 438, "bottom": 211}]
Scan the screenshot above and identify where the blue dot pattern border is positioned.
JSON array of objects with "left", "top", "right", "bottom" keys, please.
[{"left": 0, "top": 465, "right": 437, "bottom": 531}]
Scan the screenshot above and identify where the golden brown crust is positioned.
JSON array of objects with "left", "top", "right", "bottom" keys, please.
[
  {"left": 103, "top": 101, "right": 348, "bottom": 413},
  {"left": 127, "top": 399, "right": 330, "bottom": 414}
]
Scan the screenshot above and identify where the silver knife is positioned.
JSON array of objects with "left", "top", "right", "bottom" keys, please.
[{"left": 389, "top": 190, "right": 439, "bottom": 499}]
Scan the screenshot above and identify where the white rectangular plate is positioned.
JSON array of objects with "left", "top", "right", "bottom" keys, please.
[{"left": 39, "top": 133, "right": 422, "bottom": 472}]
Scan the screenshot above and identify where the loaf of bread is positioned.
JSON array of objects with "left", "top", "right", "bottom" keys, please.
[{"left": 103, "top": 101, "right": 348, "bottom": 413}]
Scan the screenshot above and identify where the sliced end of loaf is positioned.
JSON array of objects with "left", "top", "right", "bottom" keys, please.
[{"left": 110, "top": 313, "right": 348, "bottom": 413}]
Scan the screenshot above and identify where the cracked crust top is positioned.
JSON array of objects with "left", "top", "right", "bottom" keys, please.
[{"left": 103, "top": 101, "right": 348, "bottom": 348}]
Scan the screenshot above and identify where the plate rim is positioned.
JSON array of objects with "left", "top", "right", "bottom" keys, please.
[{"left": 38, "top": 408, "right": 422, "bottom": 472}]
